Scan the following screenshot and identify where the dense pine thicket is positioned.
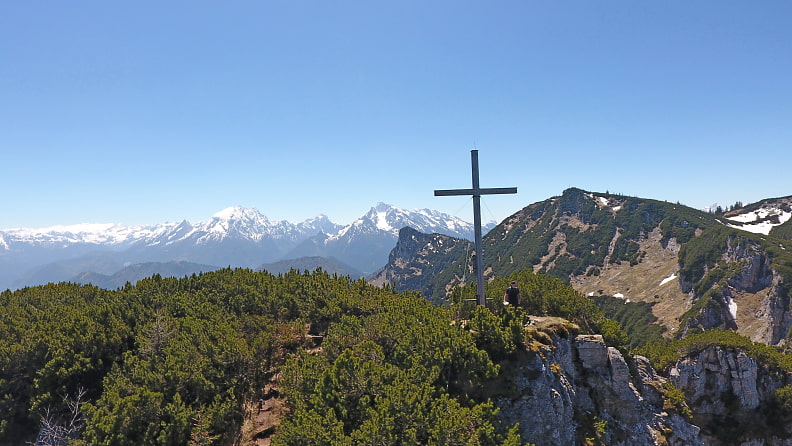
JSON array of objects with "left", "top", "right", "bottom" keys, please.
[
  {"left": 0, "top": 266, "right": 630, "bottom": 445},
  {"left": 1, "top": 269, "right": 286, "bottom": 446},
  {"left": 484, "top": 188, "right": 714, "bottom": 283},
  {"left": 6, "top": 265, "right": 792, "bottom": 445},
  {"left": 591, "top": 296, "right": 665, "bottom": 349},
  {"left": 3, "top": 269, "right": 548, "bottom": 445}
]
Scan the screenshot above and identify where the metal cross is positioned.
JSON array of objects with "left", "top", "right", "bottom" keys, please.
[{"left": 435, "top": 150, "right": 517, "bottom": 305}]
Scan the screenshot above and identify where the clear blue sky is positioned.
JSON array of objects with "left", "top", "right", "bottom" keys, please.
[{"left": 2, "top": 1, "right": 790, "bottom": 229}]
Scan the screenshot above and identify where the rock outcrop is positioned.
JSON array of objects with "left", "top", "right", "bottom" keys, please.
[
  {"left": 679, "top": 234, "right": 792, "bottom": 346},
  {"left": 720, "top": 236, "right": 792, "bottom": 346},
  {"left": 496, "top": 334, "right": 703, "bottom": 445},
  {"left": 671, "top": 347, "right": 761, "bottom": 413},
  {"left": 669, "top": 345, "right": 792, "bottom": 445},
  {"left": 496, "top": 333, "right": 792, "bottom": 445},
  {"left": 371, "top": 227, "right": 472, "bottom": 302}
]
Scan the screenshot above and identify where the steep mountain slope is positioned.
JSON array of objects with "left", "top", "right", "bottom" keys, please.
[
  {"left": 369, "top": 227, "right": 472, "bottom": 304},
  {"left": 485, "top": 188, "right": 712, "bottom": 278},
  {"left": 381, "top": 188, "right": 792, "bottom": 345}
]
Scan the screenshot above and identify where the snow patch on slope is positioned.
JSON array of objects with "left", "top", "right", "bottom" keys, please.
[
  {"left": 725, "top": 207, "right": 792, "bottom": 235},
  {"left": 727, "top": 295, "right": 738, "bottom": 321},
  {"left": 660, "top": 274, "right": 677, "bottom": 286},
  {"left": 589, "top": 193, "right": 623, "bottom": 213},
  {"left": 376, "top": 211, "right": 394, "bottom": 231}
]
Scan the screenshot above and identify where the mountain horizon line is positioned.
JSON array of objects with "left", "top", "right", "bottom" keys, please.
[
  {"left": 9, "top": 186, "right": 786, "bottom": 233},
  {"left": 2, "top": 201, "right": 499, "bottom": 233},
  {"left": 0, "top": 200, "right": 498, "bottom": 290},
  {"left": 5, "top": 187, "right": 792, "bottom": 236},
  {"left": 0, "top": 187, "right": 789, "bottom": 291}
]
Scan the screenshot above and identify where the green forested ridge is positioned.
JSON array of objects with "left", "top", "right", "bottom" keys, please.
[
  {"left": 258, "top": 256, "right": 364, "bottom": 279},
  {"left": 73, "top": 261, "right": 222, "bottom": 291},
  {"left": 484, "top": 188, "right": 715, "bottom": 284},
  {"left": 591, "top": 296, "right": 665, "bottom": 349},
  {"left": 6, "top": 264, "right": 792, "bottom": 444},
  {"left": 1, "top": 269, "right": 535, "bottom": 445},
  {"left": 395, "top": 188, "right": 791, "bottom": 340},
  {"left": 772, "top": 221, "right": 792, "bottom": 241},
  {"left": 1, "top": 265, "right": 633, "bottom": 445},
  {"left": 390, "top": 188, "right": 758, "bottom": 306}
]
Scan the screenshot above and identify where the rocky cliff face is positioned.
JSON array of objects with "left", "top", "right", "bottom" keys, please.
[
  {"left": 369, "top": 227, "right": 472, "bottom": 303},
  {"left": 496, "top": 332, "right": 703, "bottom": 445},
  {"left": 498, "top": 332, "right": 792, "bottom": 445},
  {"left": 723, "top": 237, "right": 775, "bottom": 293},
  {"left": 669, "top": 345, "right": 792, "bottom": 445},
  {"left": 679, "top": 234, "right": 792, "bottom": 346},
  {"left": 723, "top": 236, "right": 792, "bottom": 345}
]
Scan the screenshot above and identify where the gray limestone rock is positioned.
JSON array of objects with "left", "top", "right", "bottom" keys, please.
[{"left": 495, "top": 334, "right": 704, "bottom": 445}]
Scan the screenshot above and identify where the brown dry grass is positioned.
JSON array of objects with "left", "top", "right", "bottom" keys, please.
[{"left": 570, "top": 228, "right": 691, "bottom": 338}]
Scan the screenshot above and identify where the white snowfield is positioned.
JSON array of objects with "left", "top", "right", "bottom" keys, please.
[{"left": 725, "top": 207, "right": 792, "bottom": 236}]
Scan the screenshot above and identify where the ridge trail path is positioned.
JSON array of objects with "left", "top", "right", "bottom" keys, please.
[{"left": 252, "top": 383, "right": 287, "bottom": 446}]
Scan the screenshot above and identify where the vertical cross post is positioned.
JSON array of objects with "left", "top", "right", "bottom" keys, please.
[{"left": 435, "top": 150, "right": 517, "bottom": 305}]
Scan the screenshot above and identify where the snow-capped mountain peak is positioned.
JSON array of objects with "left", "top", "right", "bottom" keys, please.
[
  {"left": 199, "top": 206, "right": 272, "bottom": 240},
  {"left": 297, "top": 214, "right": 344, "bottom": 236},
  {"left": 212, "top": 206, "right": 268, "bottom": 223},
  {"left": 0, "top": 203, "right": 485, "bottom": 289},
  {"left": 369, "top": 203, "right": 398, "bottom": 232},
  {"left": 1, "top": 222, "right": 179, "bottom": 246},
  {"left": 328, "top": 203, "right": 490, "bottom": 243},
  {"left": 282, "top": 203, "right": 491, "bottom": 273}
]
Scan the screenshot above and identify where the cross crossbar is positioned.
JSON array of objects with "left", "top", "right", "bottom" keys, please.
[
  {"left": 434, "top": 150, "right": 517, "bottom": 306},
  {"left": 434, "top": 187, "right": 518, "bottom": 196}
]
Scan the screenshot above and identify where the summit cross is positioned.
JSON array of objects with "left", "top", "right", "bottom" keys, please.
[{"left": 434, "top": 150, "right": 517, "bottom": 306}]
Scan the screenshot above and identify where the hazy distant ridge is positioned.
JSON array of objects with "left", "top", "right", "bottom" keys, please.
[{"left": 0, "top": 203, "right": 491, "bottom": 290}]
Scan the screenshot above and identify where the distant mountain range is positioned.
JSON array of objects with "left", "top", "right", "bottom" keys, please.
[
  {"left": 0, "top": 203, "right": 493, "bottom": 290},
  {"left": 70, "top": 261, "right": 221, "bottom": 290},
  {"left": 257, "top": 256, "right": 365, "bottom": 278}
]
